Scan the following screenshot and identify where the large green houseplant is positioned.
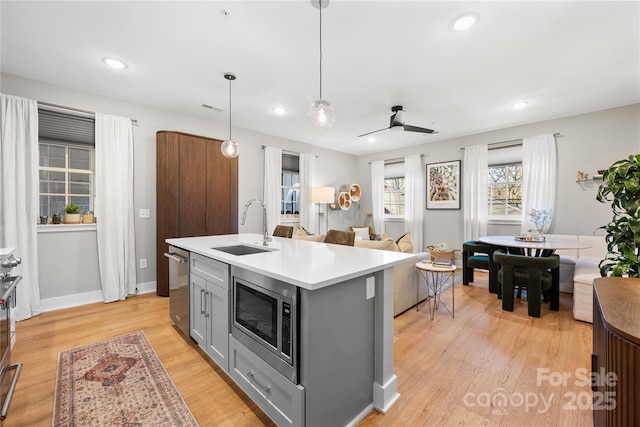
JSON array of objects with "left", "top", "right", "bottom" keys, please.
[{"left": 596, "top": 154, "right": 640, "bottom": 277}]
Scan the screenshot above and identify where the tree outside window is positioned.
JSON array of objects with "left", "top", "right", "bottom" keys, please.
[
  {"left": 488, "top": 164, "right": 522, "bottom": 217},
  {"left": 384, "top": 178, "right": 405, "bottom": 217}
]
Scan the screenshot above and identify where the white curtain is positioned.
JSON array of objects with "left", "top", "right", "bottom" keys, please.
[
  {"left": 0, "top": 94, "right": 42, "bottom": 321},
  {"left": 263, "top": 146, "right": 282, "bottom": 234},
  {"left": 95, "top": 113, "right": 137, "bottom": 302},
  {"left": 521, "top": 134, "right": 557, "bottom": 233},
  {"left": 404, "top": 155, "right": 423, "bottom": 253},
  {"left": 299, "top": 153, "right": 315, "bottom": 233},
  {"left": 371, "top": 160, "right": 385, "bottom": 236},
  {"left": 463, "top": 144, "right": 488, "bottom": 241}
]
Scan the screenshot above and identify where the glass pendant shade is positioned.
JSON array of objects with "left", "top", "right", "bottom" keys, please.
[
  {"left": 221, "top": 139, "right": 239, "bottom": 158},
  {"left": 307, "top": 99, "right": 336, "bottom": 129},
  {"left": 220, "top": 72, "right": 238, "bottom": 159}
]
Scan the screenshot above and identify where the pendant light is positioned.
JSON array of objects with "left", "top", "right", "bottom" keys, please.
[
  {"left": 221, "top": 72, "right": 239, "bottom": 158},
  {"left": 307, "top": 0, "right": 335, "bottom": 129}
]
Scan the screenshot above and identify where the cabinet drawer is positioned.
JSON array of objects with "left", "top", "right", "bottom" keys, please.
[
  {"left": 229, "top": 336, "right": 304, "bottom": 427},
  {"left": 191, "top": 253, "right": 229, "bottom": 289}
]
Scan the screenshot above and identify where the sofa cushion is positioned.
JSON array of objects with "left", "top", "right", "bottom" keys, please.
[
  {"left": 573, "top": 257, "right": 602, "bottom": 285},
  {"left": 355, "top": 234, "right": 399, "bottom": 251},
  {"left": 577, "top": 235, "right": 608, "bottom": 258},
  {"left": 293, "top": 233, "right": 326, "bottom": 242},
  {"left": 396, "top": 232, "right": 414, "bottom": 253}
]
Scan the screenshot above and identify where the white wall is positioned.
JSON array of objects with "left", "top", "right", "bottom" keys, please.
[
  {"left": 1, "top": 73, "right": 358, "bottom": 307},
  {"left": 356, "top": 104, "right": 640, "bottom": 250}
]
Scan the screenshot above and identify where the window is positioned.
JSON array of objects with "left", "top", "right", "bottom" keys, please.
[
  {"left": 384, "top": 178, "right": 405, "bottom": 217},
  {"left": 38, "top": 108, "right": 95, "bottom": 219},
  {"left": 488, "top": 163, "right": 522, "bottom": 218},
  {"left": 281, "top": 154, "right": 299, "bottom": 219},
  {"left": 39, "top": 143, "right": 95, "bottom": 217}
]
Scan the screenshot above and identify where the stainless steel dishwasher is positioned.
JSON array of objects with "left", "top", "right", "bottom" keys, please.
[{"left": 164, "top": 246, "right": 190, "bottom": 338}]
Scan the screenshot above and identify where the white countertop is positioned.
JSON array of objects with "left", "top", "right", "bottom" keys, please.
[{"left": 167, "top": 233, "right": 417, "bottom": 290}]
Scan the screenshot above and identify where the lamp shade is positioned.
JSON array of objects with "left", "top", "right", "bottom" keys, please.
[
  {"left": 311, "top": 186, "right": 335, "bottom": 203},
  {"left": 307, "top": 99, "right": 336, "bottom": 129},
  {"left": 221, "top": 139, "right": 239, "bottom": 158}
]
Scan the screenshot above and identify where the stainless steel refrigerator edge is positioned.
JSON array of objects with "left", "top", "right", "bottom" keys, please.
[{"left": 164, "top": 246, "right": 190, "bottom": 338}]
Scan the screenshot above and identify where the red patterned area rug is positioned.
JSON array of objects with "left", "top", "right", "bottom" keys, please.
[{"left": 53, "top": 330, "right": 199, "bottom": 426}]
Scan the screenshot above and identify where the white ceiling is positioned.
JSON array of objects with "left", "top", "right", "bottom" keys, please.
[{"left": 2, "top": 1, "right": 638, "bottom": 156}]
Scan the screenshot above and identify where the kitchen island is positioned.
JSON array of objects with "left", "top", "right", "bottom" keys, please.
[{"left": 167, "top": 233, "right": 417, "bottom": 426}]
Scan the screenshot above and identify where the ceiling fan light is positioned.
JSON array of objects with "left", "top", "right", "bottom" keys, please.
[
  {"left": 307, "top": 99, "right": 335, "bottom": 129},
  {"left": 221, "top": 139, "right": 239, "bottom": 158}
]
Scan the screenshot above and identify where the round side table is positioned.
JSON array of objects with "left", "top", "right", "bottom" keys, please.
[{"left": 415, "top": 261, "right": 456, "bottom": 320}]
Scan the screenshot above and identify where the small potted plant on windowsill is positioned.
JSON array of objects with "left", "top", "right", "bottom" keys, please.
[{"left": 63, "top": 203, "right": 81, "bottom": 224}]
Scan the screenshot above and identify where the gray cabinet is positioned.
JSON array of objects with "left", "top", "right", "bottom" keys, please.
[
  {"left": 229, "top": 335, "right": 305, "bottom": 427},
  {"left": 189, "top": 253, "right": 230, "bottom": 372}
]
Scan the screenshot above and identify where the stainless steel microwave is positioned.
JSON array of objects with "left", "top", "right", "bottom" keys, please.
[{"left": 231, "top": 266, "right": 298, "bottom": 383}]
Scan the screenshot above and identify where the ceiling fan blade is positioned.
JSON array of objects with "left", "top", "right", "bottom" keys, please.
[
  {"left": 403, "top": 124, "right": 437, "bottom": 134},
  {"left": 357, "top": 127, "right": 390, "bottom": 138}
]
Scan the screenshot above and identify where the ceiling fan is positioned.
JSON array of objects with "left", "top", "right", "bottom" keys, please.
[{"left": 358, "top": 105, "right": 437, "bottom": 138}]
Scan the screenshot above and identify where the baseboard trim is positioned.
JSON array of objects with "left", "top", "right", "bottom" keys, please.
[{"left": 40, "top": 281, "right": 157, "bottom": 312}]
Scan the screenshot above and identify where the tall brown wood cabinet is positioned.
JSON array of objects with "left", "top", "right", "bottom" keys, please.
[
  {"left": 592, "top": 277, "right": 640, "bottom": 426},
  {"left": 156, "top": 131, "right": 238, "bottom": 296}
]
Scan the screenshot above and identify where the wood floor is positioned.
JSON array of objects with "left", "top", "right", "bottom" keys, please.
[{"left": 6, "top": 271, "right": 594, "bottom": 426}]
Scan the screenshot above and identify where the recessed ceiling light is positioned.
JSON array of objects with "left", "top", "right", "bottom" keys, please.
[
  {"left": 511, "top": 101, "right": 529, "bottom": 110},
  {"left": 450, "top": 12, "right": 479, "bottom": 32},
  {"left": 272, "top": 106, "right": 288, "bottom": 115},
  {"left": 102, "top": 57, "right": 127, "bottom": 69}
]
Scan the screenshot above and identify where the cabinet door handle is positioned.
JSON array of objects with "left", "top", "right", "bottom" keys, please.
[
  {"left": 204, "top": 291, "right": 210, "bottom": 317},
  {"left": 247, "top": 370, "right": 271, "bottom": 393},
  {"left": 200, "top": 289, "right": 206, "bottom": 315}
]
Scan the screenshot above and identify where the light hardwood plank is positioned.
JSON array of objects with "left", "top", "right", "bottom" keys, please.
[{"left": 5, "top": 271, "right": 593, "bottom": 426}]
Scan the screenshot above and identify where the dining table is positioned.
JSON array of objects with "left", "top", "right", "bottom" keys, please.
[{"left": 478, "top": 235, "right": 592, "bottom": 257}]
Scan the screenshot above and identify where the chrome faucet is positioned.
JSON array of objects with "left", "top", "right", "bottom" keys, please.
[{"left": 240, "top": 199, "right": 270, "bottom": 246}]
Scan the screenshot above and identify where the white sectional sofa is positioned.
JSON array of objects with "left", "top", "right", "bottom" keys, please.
[{"left": 548, "top": 234, "right": 608, "bottom": 323}]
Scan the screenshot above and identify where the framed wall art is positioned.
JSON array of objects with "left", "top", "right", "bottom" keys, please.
[{"left": 426, "top": 160, "right": 461, "bottom": 209}]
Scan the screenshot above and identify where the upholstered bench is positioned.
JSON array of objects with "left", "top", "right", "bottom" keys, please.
[{"left": 546, "top": 234, "right": 607, "bottom": 323}]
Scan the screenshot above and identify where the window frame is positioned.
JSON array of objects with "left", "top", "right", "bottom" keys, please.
[
  {"left": 384, "top": 176, "right": 405, "bottom": 220},
  {"left": 39, "top": 142, "right": 96, "bottom": 219},
  {"left": 487, "top": 162, "right": 523, "bottom": 223},
  {"left": 280, "top": 154, "right": 300, "bottom": 221}
]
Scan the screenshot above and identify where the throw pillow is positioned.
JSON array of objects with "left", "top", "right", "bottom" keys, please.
[
  {"left": 297, "top": 226, "right": 313, "bottom": 235},
  {"left": 396, "top": 232, "right": 414, "bottom": 253},
  {"left": 352, "top": 227, "right": 371, "bottom": 241}
]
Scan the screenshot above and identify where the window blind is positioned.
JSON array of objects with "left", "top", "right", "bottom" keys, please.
[
  {"left": 38, "top": 108, "right": 95, "bottom": 147},
  {"left": 282, "top": 153, "right": 299, "bottom": 172}
]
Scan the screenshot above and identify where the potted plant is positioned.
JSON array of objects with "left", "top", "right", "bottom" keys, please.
[
  {"left": 596, "top": 154, "right": 640, "bottom": 277},
  {"left": 63, "top": 203, "right": 81, "bottom": 224}
]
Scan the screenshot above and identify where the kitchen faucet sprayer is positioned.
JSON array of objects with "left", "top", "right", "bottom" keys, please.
[{"left": 241, "top": 199, "right": 270, "bottom": 246}]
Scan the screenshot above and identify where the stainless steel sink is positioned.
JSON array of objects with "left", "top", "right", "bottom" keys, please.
[{"left": 211, "top": 244, "right": 277, "bottom": 256}]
